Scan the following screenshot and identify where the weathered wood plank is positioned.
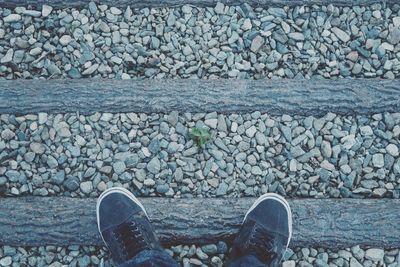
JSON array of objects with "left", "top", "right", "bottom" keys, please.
[
  {"left": 0, "top": 79, "right": 399, "bottom": 116},
  {"left": 0, "top": 0, "right": 398, "bottom": 8},
  {"left": 0, "top": 197, "right": 399, "bottom": 248}
]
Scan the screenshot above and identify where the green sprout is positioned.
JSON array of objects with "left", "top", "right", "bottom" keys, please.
[{"left": 189, "top": 127, "right": 212, "bottom": 147}]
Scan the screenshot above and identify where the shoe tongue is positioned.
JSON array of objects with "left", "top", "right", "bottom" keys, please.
[{"left": 117, "top": 222, "right": 134, "bottom": 236}]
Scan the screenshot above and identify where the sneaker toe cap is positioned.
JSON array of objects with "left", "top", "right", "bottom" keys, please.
[
  {"left": 98, "top": 192, "right": 144, "bottom": 231},
  {"left": 247, "top": 199, "right": 290, "bottom": 236}
]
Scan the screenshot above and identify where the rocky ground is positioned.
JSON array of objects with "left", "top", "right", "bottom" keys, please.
[
  {"left": 1, "top": 2, "right": 400, "bottom": 79},
  {"left": 2, "top": 2, "right": 400, "bottom": 267},
  {"left": 0, "top": 111, "right": 399, "bottom": 199},
  {"left": 0, "top": 244, "right": 399, "bottom": 267}
]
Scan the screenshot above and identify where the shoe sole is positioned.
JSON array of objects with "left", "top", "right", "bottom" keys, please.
[
  {"left": 244, "top": 193, "right": 292, "bottom": 248},
  {"left": 96, "top": 187, "right": 148, "bottom": 245}
]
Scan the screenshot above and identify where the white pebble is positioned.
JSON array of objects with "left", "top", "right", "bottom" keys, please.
[
  {"left": 3, "top": 14, "right": 21, "bottom": 23},
  {"left": 386, "top": 144, "right": 399, "bottom": 157},
  {"left": 42, "top": 4, "right": 53, "bottom": 17}
]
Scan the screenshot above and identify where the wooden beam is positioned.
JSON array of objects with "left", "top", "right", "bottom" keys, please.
[
  {"left": 0, "top": 79, "right": 399, "bottom": 116},
  {"left": 0, "top": 197, "right": 399, "bottom": 248},
  {"left": 0, "top": 0, "right": 398, "bottom": 8}
]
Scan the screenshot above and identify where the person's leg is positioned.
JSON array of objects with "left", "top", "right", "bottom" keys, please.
[
  {"left": 96, "top": 187, "right": 179, "bottom": 267},
  {"left": 227, "top": 193, "right": 292, "bottom": 267},
  {"left": 118, "top": 250, "right": 178, "bottom": 267}
]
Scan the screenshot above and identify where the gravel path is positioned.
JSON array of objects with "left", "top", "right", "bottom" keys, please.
[
  {"left": 1, "top": 2, "right": 399, "bottom": 263},
  {"left": 0, "top": 244, "right": 398, "bottom": 267},
  {"left": 1, "top": 2, "right": 400, "bottom": 79},
  {"left": 0, "top": 111, "right": 399, "bottom": 198}
]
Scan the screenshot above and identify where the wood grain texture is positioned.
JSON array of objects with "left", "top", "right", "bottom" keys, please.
[
  {"left": 0, "top": 0, "right": 398, "bottom": 8},
  {"left": 0, "top": 79, "right": 399, "bottom": 116},
  {"left": 0, "top": 197, "right": 399, "bottom": 248}
]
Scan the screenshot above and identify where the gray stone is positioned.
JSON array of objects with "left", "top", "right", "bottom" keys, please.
[
  {"left": 245, "top": 126, "right": 257, "bottom": 138},
  {"left": 83, "top": 167, "right": 96, "bottom": 178},
  {"left": 341, "top": 135, "right": 356, "bottom": 149},
  {"left": 372, "top": 154, "right": 385, "bottom": 168},
  {"left": 320, "top": 160, "right": 335, "bottom": 171},
  {"left": 80, "top": 181, "right": 93, "bottom": 194},
  {"left": 321, "top": 140, "right": 332, "bottom": 158},
  {"left": 64, "top": 176, "right": 80, "bottom": 191},
  {"left": 217, "top": 115, "right": 227, "bottom": 132},
  {"left": 1, "top": 49, "right": 14, "bottom": 64},
  {"left": 250, "top": 36, "right": 264, "bottom": 53},
  {"left": 167, "top": 12, "right": 176, "bottom": 26},
  {"left": 360, "top": 125, "right": 373, "bottom": 136},
  {"left": 48, "top": 63, "right": 61, "bottom": 76},
  {"left": 201, "top": 244, "right": 218, "bottom": 254},
  {"left": 216, "top": 182, "right": 228, "bottom": 196},
  {"left": 282, "top": 261, "right": 296, "bottom": 267},
  {"left": 0, "top": 256, "right": 12, "bottom": 266},
  {"left": 315, "top": 259, "right": 329, "bottom": 267},
  {"left": 350, "top": 258, "right": 363, "bottom": 267},
  {"left": 57, "top": 127, "right": 71, "bottom": 138},
  {"left": 332, "top": 27, "right": 350, "bottom": 42},
  {"left": 144, "top": 178, "right": 155, "bottom": 186},
  {"left": 47, "top": 155, "right": 58, "bottom": 168},
  {"left": 2, "top": 246, "right": 16, "bottom": 256},
  {"left": 38, "top": 113, "right": 48, "bottom": 124},
  {"left": 59, "top": 35, "right": 72, "bottom": 46},
  {"left": 67, "top": 145, "right": 81, "bottom": 157},
  {"left": 5, "top": 170, "right": 20, "bottom": 182},
  {"left": 214, "top": 2, "right": 225, "bottom": 14},
  {"left": 110, "top": 7, "right": 122, "bottom": 15},
  {"left": 288, "top": 32, "right": 305, "bottom": 41},
  {"left": 351, "top": 245, "right": 364, "bottom": 260},
  {"left": 52, "top": 170, "right": 65, "bottom": 185},
  {"left": 13, "top": 50, "right": 24, "bottom": 63},
  {"left": 389, "top": 28, "right": 400, "bottom": 45},
  {"left": 68, "top": 68, "right": 82, "bottom": 78},
  {"left": 88, "top": 2, "right": 98, "bottom": 14},
  {"left": 78, "top": 255, "right": 90, "bottom": 267},
  {"left": 82, "top": 64, "right": 99, "bottom": 75},
  {"left": 42, "top": 4, "right": 53, "bottom": 17},
  {"left": 314, "top": 118, "right": 326, "bottom": 131},
  {"left": 365, "top": 248, "right": 384, "bottom": 262},
  {"left": 176, "top": 122, "right": 187, "bottom": 136},
  {"left": 281, "top": 126, "right": 292, "bottom": 142},
  {"left": 268, "top": 7, "right": 286, "bottom": 17},
  {"left": 147, "top": 157, "right": 161, "bottom": 174},
  {"left": 167, "top": 111, "right": 179, "bottom": 126},
  {"left": 386, "top": 144, "right": 399, "bottom": 157},
  {"left": 113, "top": 161, "right": 126, "bottom": 174},
  {"left": 210, "top": 150, "right": 224, "bottom": 161},
  {"left": 30, "top": 142, "right": 46, "bottom": 154},
  {"left": 205, "top": 119, "right": 218, "bottom": 129},
  {"left": 156, "top": 184, "right": 169, "bottom": 194},
  {"left": 3, "top": 14, "right": 21, "bottom": 23},
  {"left": 24, "top": 151, "right": 35, "bottom": 163},
  {"left": 1, "top": 129, "right": 15, "bottom": 140},
  {"left": 251, "top": 166, "right": 262, "bottom": 175},
  {"left": 196, "top": 247, "right": 208, "bottom": 260}
]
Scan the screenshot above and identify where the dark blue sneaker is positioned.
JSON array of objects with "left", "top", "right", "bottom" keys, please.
[
  {"left": 96, "top": 187, "right": 163, "bottom": 265},
  {"left": 230, "top": 193, "right": 292, "bottom": 265}
]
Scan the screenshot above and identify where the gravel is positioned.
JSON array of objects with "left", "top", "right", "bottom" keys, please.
[
  {"left": 1, "top": 3, "right": 400, "bottom": 79},
  {"left": 1, "top": 2, "right": 398, "bottom": 265},
  {"left": 0, "top": 245, "right": 398, "bottom": 267},
  {"left": 0, "top": 111, "right": 399, "bottom": 198}
]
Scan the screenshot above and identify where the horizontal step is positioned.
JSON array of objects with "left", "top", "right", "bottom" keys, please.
[
  {"left": 0, "top": 0, "right": 398, "bottom": 8},
  {"left": 0, "top": 197, "right": 399, "bottom": 247},
  {"left": 1, "top": 79, "right": 399, "bottom": 115}
]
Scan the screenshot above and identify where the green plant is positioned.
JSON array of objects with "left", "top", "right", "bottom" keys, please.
[{"left": 189, "top": 127, "right": 212, "bottom": 147}]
